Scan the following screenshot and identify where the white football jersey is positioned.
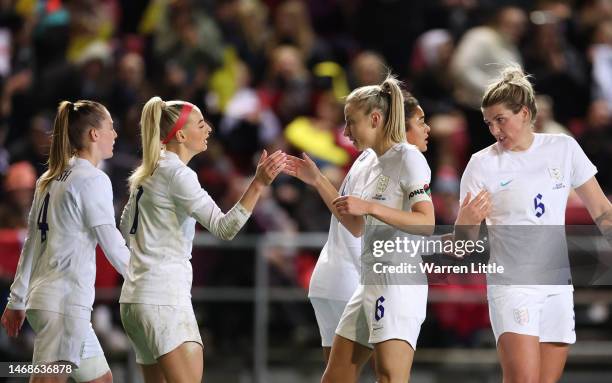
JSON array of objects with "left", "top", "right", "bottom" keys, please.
[
  {"left": 119, "top": 151, "right": 250, "bottom": 306},
  {"left": 8, "top": 158, "right": 119, "bottom": 319},
  {"left": 460, "top": 133, "right": 597, "bottom": 294},
  {"left": 364, "top": 143, "right": 432, "bottom": 223},
  {"left": 362, "top": 143, "right": 432, "bottom": 288},
  {"left": 308, "top": 149, "right": 378, "bottom": 301}
]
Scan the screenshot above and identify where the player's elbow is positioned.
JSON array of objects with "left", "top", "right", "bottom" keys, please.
[{"left": 218, "top": 230, "right": 238, "bottom": 241}]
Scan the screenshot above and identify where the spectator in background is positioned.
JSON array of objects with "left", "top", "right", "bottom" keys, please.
[
  {"left": 534, "top": 95, "right": 572, "bottom": 136},
  {"left": 263, "top": 45, "right": 312, "bottom": 125},
  {"left": 590, "top": 20, "right": 612, "bottom": 111},
  {"left": 154, "top": 0, "right": 222, "bottom": 101},
  {"left": 235, "top": 0, "right": 273, "bottom": 86},
  {"left": 109, "top": 52, "right": 154, "bottom": 120},
  {"left": 578, "top": 100, "right": 612, "bottom": 194},
  {"left": 154, "top": 0, "right": 224, "bottom": 71},
  {"left": 451, "top": 5, "right": 527, "bottom": 152},
  {"left": 74, "top": 41, "right": 113, "bottom": 103},
  {"left": 349, "top": 50, "right": 387, "bottom": 88},
  {"left": 219, "top": 61, "right": 281, "bottom": 174},
  {"left": 285, "top": 91, "right": 351, "bottom": 168},
  {"left": 8, "top": 113, "right": 52, "bottom": 176},
  {"left": 411, "top": 29, "right": 457, "bottom": 116},
  {"left": 285, "top": 91, "right": 348, "bottom": 232},
  {"left": 0, "top": 161, "right": 35, "bottom": 229},
  {"left": 411, "top": 28, "right": 468, "bottom": 176},
  {"left": 269, "top": 0, "right": 332, "bottom": 68},
  {"left": 567, "top": 0, "right": 612, "bottom": 54},
  {"left": 63, "top": 0, "right": 116, "bottom": 64},
  {"left": 524, "top": 7, "right": 589, "bottom": 125}
]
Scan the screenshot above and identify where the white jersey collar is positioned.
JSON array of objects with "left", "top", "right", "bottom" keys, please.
[
  {"left": 161, "top": 150, "right": 182, "bottom": 163},
  {"left": 73, "top": 156, "right": 96, "bottom": 168}
]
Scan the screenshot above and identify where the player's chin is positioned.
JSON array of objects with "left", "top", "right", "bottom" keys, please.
[{"left": 500, "top": 139, "right": 513, "bottom": 150}]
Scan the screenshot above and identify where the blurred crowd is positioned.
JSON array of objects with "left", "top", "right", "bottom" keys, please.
[{"left": 0, "top": 0, "right": 611, "bottom": 358}]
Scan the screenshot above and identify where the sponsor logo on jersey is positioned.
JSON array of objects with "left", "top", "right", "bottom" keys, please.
[
  {"left": 500, "top": 179, "right": 513, "bottom": 187},
  {"left": 408, "top": 184, "right": 430, "bottom": 200},
  {"left": 513, "top": 307, "right": 529, "bottom": 325}
]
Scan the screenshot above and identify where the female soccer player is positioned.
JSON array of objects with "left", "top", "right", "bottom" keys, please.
[
  {"left": 1, "top": 100, "right": 130, "bottom": 383},
  {"left": 118, "top": 97, "right": 286, "bottom": 383},
  {"left": 286, "top": 91, "right": 435, "bottom": 364},
  {"left": 300, "top": 74, "right": 433, "bottom": 383},
  {"left": 460, "top": 65, "right": 612, "bottom": 382}
]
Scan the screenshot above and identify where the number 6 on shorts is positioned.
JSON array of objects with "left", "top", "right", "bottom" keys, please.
[{"left": 375, "top": 296, "right": 385, "bottom": 321}]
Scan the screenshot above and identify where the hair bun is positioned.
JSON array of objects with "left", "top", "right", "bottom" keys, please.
[{"left": 500, "top": 65, "right": 525, "bottom": 85}]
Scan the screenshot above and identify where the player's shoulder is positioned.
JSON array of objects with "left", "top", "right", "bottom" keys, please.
[
  {"left": 353, "top": 148, "right": 377, "bottom": 168},
  {"left": 395, "top": 142, "right": 426, "bottom": 160},
  {"left": 535, "top": 132, "right": 575, "bottom": 148},
  {"left": 394, "top": 143, "right": 430, "bottom": 180},
  {"left": 356, "top": 148, "right": 375, "bottom": 162},
  {"left": 167, "top": 162, "right": 197, "bottom": 184},
  {"left": 69, "top": 160, "right": 111, "bottom": 189},
  {"left": 158, "top": 151, "right": 196, "bottom": 181},
  {"left": 470, "top": 142, "right": 500, "bottom": 161}
]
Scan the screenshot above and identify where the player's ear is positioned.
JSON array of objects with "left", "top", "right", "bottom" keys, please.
[
  {"left": 371, "top": 110, "right": 382, "bottom": 129},
  {"left": 176, "top": 129, "right": 187, "bottom": 143},
  {"left": 89, "top": 127, "right": 99, "bottom": 142},
  {"left": 521, "top": 105, "right": 530, "bottom": 123}
]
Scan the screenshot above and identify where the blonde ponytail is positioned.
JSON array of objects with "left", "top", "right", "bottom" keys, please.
[
  {"left": 380, "top": 75, "right": 406, "bottom": 144},
  {"left": 39, "top": 101, "right": 73, "bottom": 192},
  {"left": 129, "top": 97, "right": 163, "bottom": 193}
]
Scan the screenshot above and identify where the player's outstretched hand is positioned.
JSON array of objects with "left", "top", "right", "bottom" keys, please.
[
  {"left": 283, "top": 153, "right": 321, "bottom": 186},
  {"left": 255, "top": 149, "right": 287, "bottom": 186},
  {"left": 456, "top": 190, "right": 491, "bottom": 226},
  {"left": 332, "top": 195, "right": 370, "bottom": 216},
  {"left": 1, "top": 307, "right": 25, "bottom": 338}
]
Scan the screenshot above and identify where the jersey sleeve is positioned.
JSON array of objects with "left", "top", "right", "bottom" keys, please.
[
  {"left": 568, "top": 136, "right": 598, "bottom": 188},
  {"left": 80, "top": 174, "right": 116, "bottom": 228},
  {"left": 459, "top": 155, "right": 485, "bottom": 204},
  {"left": 119, "top": 191, "right": 135, "bottom": 240},
  {"left": 170, "top": 166, "right": 251, "bottom": 240},
  {"left": 342, "top": 150, "right": 372, "bottom": 197},
  {"left": 170, "top": 166, "right": 215, "bottom": 215},
  {"left": 399, "top": 149, "right": 432, "bottom": 206},
  {"left": 7, "top": 183, "right": 42, "bottom": 310},
  {"left": 93, "top": 224, "right": 130, "bottom": 278}
]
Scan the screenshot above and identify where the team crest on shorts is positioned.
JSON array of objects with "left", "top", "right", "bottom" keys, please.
[
  {"left": 373, "top": 175, "right": 390, "bottom": 200},
  {"left": 548, "top": 167, "right": 565, "bottom": 190},
  {"left": 513, "top": 308, "right": 529, "bottom": 325}
]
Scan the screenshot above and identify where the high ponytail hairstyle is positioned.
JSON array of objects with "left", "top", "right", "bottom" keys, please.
[
  {"left": 345, "top": 73, "right": 406, "bottom": 145},
  {"left": 39, "top": 100, "right": 108, "bottom": 192},
  {"left": 482, "top": 64, "right": 537, "bottom": 124},
  {"left": 128, "top": 97, "right": 192, "bottom": 193}
]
